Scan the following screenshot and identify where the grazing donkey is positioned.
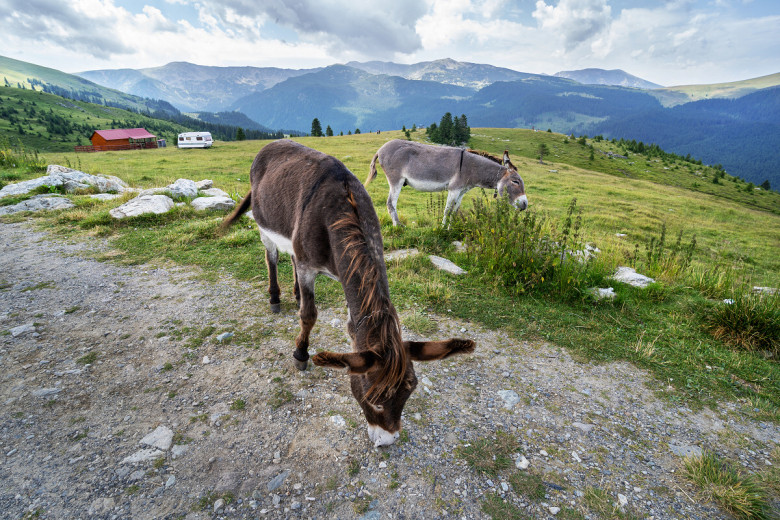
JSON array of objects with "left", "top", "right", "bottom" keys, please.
[
  {"left": 366, "top": 139, "right": 528, "bottom": 226},
  {"left": 221, "top": 140, "right": 475, "bottom": 447}
]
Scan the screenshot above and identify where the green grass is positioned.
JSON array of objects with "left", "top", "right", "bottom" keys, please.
[
  {"left": 455, "top": 431, "right": 519, "bottom": 476},
  {"left": 2, "top": 128, "right": 779, "bottom": 423},
  {"left": 684, "top": 451, "right": 773, "bottom": 520}
]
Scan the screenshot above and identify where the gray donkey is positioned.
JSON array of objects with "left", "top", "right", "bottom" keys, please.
[
  {"left": 221, "top": 140, "right": 475, "bottom": 447},
  {"left": 365, "top": 139, "right": 528, "bottom": 226}
]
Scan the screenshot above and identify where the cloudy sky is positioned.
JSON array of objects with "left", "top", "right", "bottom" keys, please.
[{"left": 1, "top": 0, "right": 778, "bottom": 86}]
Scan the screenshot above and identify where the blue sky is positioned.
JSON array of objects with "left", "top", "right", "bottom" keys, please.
[{"left": 1, "top": 0, "right": 778, "bottom": 86}]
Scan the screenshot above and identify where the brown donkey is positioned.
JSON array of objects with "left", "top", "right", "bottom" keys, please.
[{"left": 222, "top": 140, "right": 475, "bottom": 447}]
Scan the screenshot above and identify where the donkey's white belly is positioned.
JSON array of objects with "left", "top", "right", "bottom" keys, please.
[
  {"left": 258, "top": 225, "right": 339, "bottom": 280},
  {"left": 405, "top": 177, "right": 448, "bottom": 192},
  {"left": 258, "top": 226, "right": 295, "bottom": 255}
]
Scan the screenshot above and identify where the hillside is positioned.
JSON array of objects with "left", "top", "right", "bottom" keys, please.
[
  {"left": 0, "top": 86, "right": 190, "bottom": 152},
  {"left": 652, "top": 72, "right": 780, "bottom": 107},
  {"left": 78, "top": 62, "right": 320, "bottom": 112},
  {"left": 230, "top": 65, "right": 474, "bottom": 133},
  {"left": 0, "top": 55, "right": 177, "bottom": 115},
  {"left": 554, "top": 68, "right": 663, "bottom": 89}
]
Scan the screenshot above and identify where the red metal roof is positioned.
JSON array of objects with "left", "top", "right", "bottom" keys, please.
[{"left": 92, "top": 128, "right": 156, "bottom": 140}]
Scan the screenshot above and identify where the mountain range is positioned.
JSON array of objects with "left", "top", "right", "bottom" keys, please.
[{"left": 2, "top": 54, "right": 778, "bottom": 188}]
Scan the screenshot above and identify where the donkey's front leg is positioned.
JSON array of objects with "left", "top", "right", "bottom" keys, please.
[
  {"left": 292, "top": 266, "right": 318, "bottom": 371},
  {"left": 442, "top": 188, "right": 466, "bottom": 227},
  {"left": 386, "top": 181, "right": 404, "bottom": 227}
]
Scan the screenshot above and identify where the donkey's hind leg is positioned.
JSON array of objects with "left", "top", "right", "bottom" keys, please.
[
  {"left": 260, "top": 232, "right": 282, "bottom": 313},
  {"left": 291, "top": 256, "right": 301, "bottom": 309},
  {"left": 292, "top": 265, "right": 318, "bottom": 371},
  {"left": 386, "top": 180, "right": 404, "bottom": 226}
]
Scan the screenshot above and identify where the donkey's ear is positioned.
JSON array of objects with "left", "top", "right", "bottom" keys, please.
[
  {"left": 405, "top": 339, "right": 475, "bottom": 361},
  {"left": 312, "top": 351, "right": 379, "bottom": 374},
  {"left": 502, "top": 150, "right": 511, "bottom": 167}
]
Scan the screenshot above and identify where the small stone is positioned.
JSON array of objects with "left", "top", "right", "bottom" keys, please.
[
  {"left": 330, "top": 415, "right": 346, "bottom": 428},
  {"left": 540, "top": 450, "right": 549, "bottom": 456},
  {"left": 549, "top": 507, "right": 561, "bottom": 515},
  {"left": 515, "top": 455, "right": 530, "bottom": 469},
  {"left": 329, "top": 318, "right": 342, "bottom": 328},
  {"left": 213, "top": 498, "right": 225, "bottom": 513},
  {"left": 572, "top": 422, "right": 595, "bottom": 433},
  {"left": 572, "top": 451, "right": 581, "bottom": 463},
  {"left": 617, "top": 493, "right": 628, "bottom": 507},
  {"left": 378, "top": 461, "right": 387, "bottom": 469},
  {"left": 32, "top": 388, "right": 61, "bottom": 398},
  {"left": 497, "top": 390, "right": 521, "bottom": 409},
  {"left": 216, "top": 332, "right": 233, "bottom": 342},
  {"left": 428, "top": 255, "right": 467, "bottom": 275},
  {"left": 121, "top": 448, "right": 165, "bottom": 464},
  {"left": 140, "top": 426, "right": 174, "bottom": 451},
  {"left": 10, "top": 323, "right": 36, "bottom": 337},
  {"left": 166, "top": 475, "right": 176, "bottom": 488},
  {"left": 291, "top": 501, "right": 301, "bottom": 510},
  {"left": 267, "top": 470, "right": 290, "bottom": 492},
  {"left": 202, "top": 356, "right": 211, "bottom": 364}
]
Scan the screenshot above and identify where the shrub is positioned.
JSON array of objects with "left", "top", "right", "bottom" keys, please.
[
  {"left": 457, "top": 194, "right": 606, "bottom": 299},
  {"left": 703, "top": 292, "right": 779, "bottom": 358},
  {"left": 0, "top": 137, "right": 46, "bottom": 173}
]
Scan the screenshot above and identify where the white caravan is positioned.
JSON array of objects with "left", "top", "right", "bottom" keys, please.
[{"left": 177, "top": 132, "right": 213, "bottom": 148}]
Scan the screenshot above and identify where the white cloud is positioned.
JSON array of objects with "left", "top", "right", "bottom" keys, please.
[{"left": 532, "top": 0, "right": 612, "bottom": 51}]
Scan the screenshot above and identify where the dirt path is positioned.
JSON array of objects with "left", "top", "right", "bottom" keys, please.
[{"left": 0, "top": 220, "right": 777, "bottom": 520}]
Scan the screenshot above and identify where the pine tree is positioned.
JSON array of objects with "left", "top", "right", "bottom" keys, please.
[
  {"left": 311, "top": 118, "right": 323, "bottom": 137},
  {"left": 326, "top": 125, "right": 333, "bottom": 137},
  {"left": 236, "top": 127, "right": 246, "bottom": 141}
]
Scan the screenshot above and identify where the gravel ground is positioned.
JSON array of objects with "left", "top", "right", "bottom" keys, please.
[{"left": 0, "top": 220, "right": 777, "bottom": 520}]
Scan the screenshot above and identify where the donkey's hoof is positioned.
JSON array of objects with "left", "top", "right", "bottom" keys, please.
[
  {"left": 270, "top": 303, "right": 281, "bottom": 314},
  {"left": 294, "top": 358, "right": 308, "bottom": 371}
]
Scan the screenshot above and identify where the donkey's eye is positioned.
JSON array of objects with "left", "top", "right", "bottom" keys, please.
[{"left": 369, "top": 403, "right": 385, "bottom": 412}]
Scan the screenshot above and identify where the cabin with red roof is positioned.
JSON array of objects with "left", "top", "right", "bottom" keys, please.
[{"left": 76, "top": 128, "right": 158, "bottom": 152}]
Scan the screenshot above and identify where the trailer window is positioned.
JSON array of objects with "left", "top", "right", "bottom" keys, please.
[
  {"left": 179, "top": 136, "right": 183, "bottom": 141},
  {"left": 197, "top": 136, "right": 203, "bottom": 141}
]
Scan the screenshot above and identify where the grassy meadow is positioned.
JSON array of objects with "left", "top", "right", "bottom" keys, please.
[{"left": 2, "top": 128, "right": 779, "bottom": 425}]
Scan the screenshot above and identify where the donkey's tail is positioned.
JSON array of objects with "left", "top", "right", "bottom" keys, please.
[
  {"left": 364, "top": 153, "right": 379, "bottom": 187},
  {"left": 219, "top": 191, "right": 252, "bottom": 233}
]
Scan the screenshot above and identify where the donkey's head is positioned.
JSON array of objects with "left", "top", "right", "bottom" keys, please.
[
  {"left": 313, "top": 333, "right": 475, "bottom": 447},
  {"left": 496, "top": 150, "right": 527, "bottom": 210}
]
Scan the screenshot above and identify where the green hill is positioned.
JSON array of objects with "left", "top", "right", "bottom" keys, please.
[
  {"left": 0, "top": 54, "right": 176, "bottom": 114},
  {"left": 652, "top": 72, "right": 780, "bottom": 107},
  {"left": 0, "top": 86, "right": 191, "bottom": 152}
]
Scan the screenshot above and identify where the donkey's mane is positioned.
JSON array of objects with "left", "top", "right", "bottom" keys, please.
[
  {"left": 467, "top": 148, "right": 516, "bottom": 170},
  {"left": 331, "top": 187, "right": 407, "bottom": 404}
]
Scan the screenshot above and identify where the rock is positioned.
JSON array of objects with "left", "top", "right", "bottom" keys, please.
[
  {"left": 109, "top": 195, "right": 174, "bottom": 219},
  {"left": 384, "top": 249, "right": 419, "bottom": 262},
  {"left": 165, "top": 475, "right": 176, "bottom": 488},
  {"left": 140, "top": 425, "right": 174, "bottom": 451},
  {"left": 121, "top": 448, "right": 165, "bottom": 464},
  {"left": 589, "top": 287, "right": 616, "bottom": 300},
  {"left": 0, "top": 166, "right": 124, "bottom": 198},
  {"left": 452, "top": 240, "right": 467, "bottom": 252},
  {"left": 202, "top": 356, "right": 211, "bottom": 364},
  {"left": 617, "top": 493, "right": 628, "bottom": 506},
  {"left": 612, "top": 266, "right": 655, "bottom": 288},
  {"left": 171, "top": 445, "right": 188, "bottom": 459},
  {"left": 572, "top": 422, "right": 595, "bottom": 433},
  {"left": 167, "top": 179, "right": 198, "bottom": 199},
  {"left": 10, "top": 323, "right": 36, "bottom": 337},
  {"left": 127, "top": 469, "right": 145, "bottom": 482},
  {"left": 213, "top": 498, "right": 225, "bottom": 513},
  {"left": 497, "top": 390, "right": 521, "bottom": 409},
  {"left": 216, "top": 332, "right": 234, "bottom": 342},
  {"left": 515, "top": 455, "right": 530, "bottom": 469},
  {"left": 572, "top": 451, "right": 581, "bottom": 462},
  {"left": 191, "top": 196, "right": 236, "bottom": 211},
  {"left": 549, "top": 506, "right": 561, "bottom": 515},
  {"left": 196, "top": 179, "right": 214, "bottom": 190},
  {"left": 200, "top": 187, "right": 229, "bottom": 198},
  {"left": 668, "top": 443, "right": 703, "bottom": 458},
  {"left": 330, "top": 415, "right": 346, "bottom": 429},
  {"left": 753, "top": 286, "right": 778, "bottom": 295},
  {"left": 89, "top": 497, "right": 115, "bottom": 515},
  {"left": 89, "top": 193, "right": 123, "bottom": 201},
  {"left": 0, "top": 195, "right": 75, "bottom": 215},
  {"left": 615, "top": 233, "right": 627, "bottom": 237},
  {"left": 267, "top": 470, "right": 290, "bottom": 492},
  {"left": 329, "top": 318, "right": 342, "bottom": 328},
  {"left": 32, "top": 387, "right": 61, "bottom": 397},
  {"left": 429, "top": 255, "right": 467, "bottom": 275}
]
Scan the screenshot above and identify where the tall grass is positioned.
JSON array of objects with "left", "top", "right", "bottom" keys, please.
[
  {"left": 0, "top": 136, "right": 46, "bottom": 176},
  {"left": 456, "top": 194, "right": 608, "bottom": 299}
]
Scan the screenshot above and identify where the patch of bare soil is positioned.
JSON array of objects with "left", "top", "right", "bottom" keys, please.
[{"left": 0, "top": 221, "right": 777, "bottom": 519}]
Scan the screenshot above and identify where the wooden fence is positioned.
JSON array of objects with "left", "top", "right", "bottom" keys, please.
[{"left": 74, "top": 142, "right": 158, "bottom": 153}]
